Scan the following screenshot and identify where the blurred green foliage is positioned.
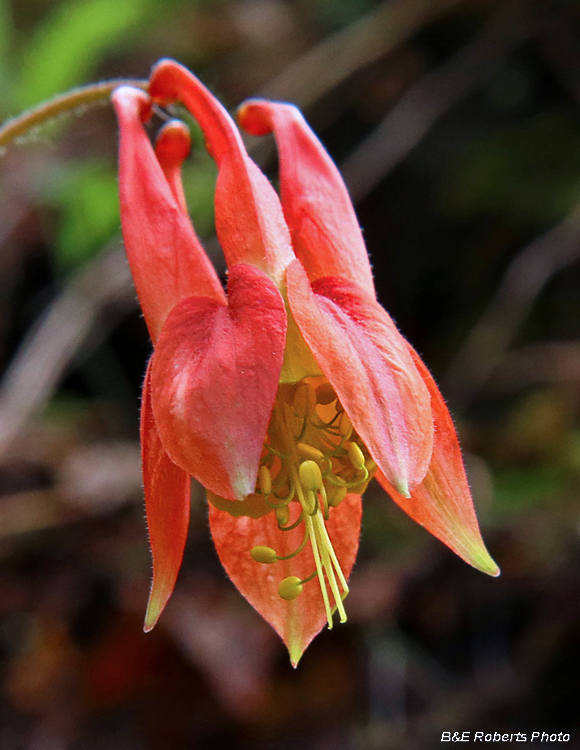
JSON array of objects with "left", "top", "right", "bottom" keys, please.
[
  {"left": 49, "top": 148, "right": 218, "bottom": 271},
  {"left": 493, "top": 465, "right": 566, "bottom": 511},
  {"left": 0, "top": 0, "right": 13, "bottom": 101},
  {"left": 50, "top": 159, "right": 120, "bottom": 269},
  {"left": 443, "top": 111, "right": 580, "bottom": 227},
  {"left": 17, "top": 0, "right": 150, "bottom": 109},
  {"left": 181, "top": 155, "right": 218, "bottom": 238},
  {"left": 0, "top": 0, "right": 223, "bottom": 272},
  {"left": 306, "top": 0, "right": 375, "bottom": 30}
]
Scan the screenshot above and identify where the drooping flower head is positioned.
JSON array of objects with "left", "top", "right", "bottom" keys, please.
[{"left": 112, "top": 60, "right": 498, "bottom": 665}]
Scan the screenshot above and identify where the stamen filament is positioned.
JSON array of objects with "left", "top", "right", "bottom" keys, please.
[
  {"left": 265, "top": 445, "right": 288, "bottom": 459},
  {"left": 277, "top": 511, "right": 304, "bottom": 532},
  {"left": 308, "top": 415, "right": 340, "bottom": 431},
  {"left": 306, "top": 515, "right": 333, "bottom": 628},
  {"left": 272, "top": 481, "right": 296, "bottom": 503},
  {"left": 318, "top": 431, "right": 343, "bottom": 451},
  {"left": 314, "top": 512, "right": 347, "bottom": 623},
  {"left": 324, "top": 473, "right": 348, "bottom": 487},
  {"left": 320, "top": 484, "right": 329, "bottom": 520},
  {"left": 343, "top": 466, "right": 369, "bottom": 488},
  {"left": 296, "top": 417, "right": 308, "bottom": 442},
  {"left": 317, "top": 516, "right": 350, "bottom": 594},
  {"left": 276, "top": 525, "right": 310, "bottom": 560},
  {"left": 265, "top": 492, "right": 293, "bottom": 509}
]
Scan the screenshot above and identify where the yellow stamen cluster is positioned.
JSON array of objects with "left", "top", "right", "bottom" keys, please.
[{"left": 249, "top": 377, "right": 376, "bottom": 628}]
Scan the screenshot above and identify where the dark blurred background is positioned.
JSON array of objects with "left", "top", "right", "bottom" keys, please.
[{"left": 1, "top": 0, "right": 580, "bottom": 747}]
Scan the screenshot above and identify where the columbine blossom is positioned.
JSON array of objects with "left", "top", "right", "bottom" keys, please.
[{"left": 112, "top": 59, "right": 498, "bottom": 665}]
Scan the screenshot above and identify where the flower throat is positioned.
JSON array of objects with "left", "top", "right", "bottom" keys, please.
[{"left": 246, "top": 377, "right": 376, "bottom": 628}]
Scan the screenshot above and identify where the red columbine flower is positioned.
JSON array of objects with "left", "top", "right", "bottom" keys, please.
[{"left": 112, "top": 59, "right": 498, "bottom": 666}]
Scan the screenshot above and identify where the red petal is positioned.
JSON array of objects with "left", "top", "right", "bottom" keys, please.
[
  {"left": 112, "top": 86, "right": 225, "bottom": 343},
  {"left": 238, "top": 100, "right": 375, "bottom": 298},
  {"left": 150, "top": 263, "right": 287, "bottom": 500},
  {"left": 377, "top": 347, "right": 499, "bottom": 576},
  {"left": 141, "top": 359, "right": 192, "bottom": 631},
  {"left": 208, "top": 494, "right": 362, "bottom": 666},
  {"left": 149, "top": 60, "right": 295, "bottom": 286},
  {"left": 287, "top": 260, "right": 433, "bottom": 495}
]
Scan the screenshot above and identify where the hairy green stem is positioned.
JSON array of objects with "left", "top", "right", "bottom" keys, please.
[{"left": 0, "top": 79, "right": 148, "bottom": 149}]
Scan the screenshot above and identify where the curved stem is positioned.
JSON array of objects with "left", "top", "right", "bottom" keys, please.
[{"left": 0, "top": 79, "right": 148, "bottom": 150}]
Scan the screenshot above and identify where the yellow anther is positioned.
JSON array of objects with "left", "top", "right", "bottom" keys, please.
[
  {"left": 297, "top": 443, "right": 324, "bottom": 462},
  {"left": 275, "top": 505, "right": 290, "bottom": 526},
  {"left": 347, "top": 442, "right": 366, "bottom": 470},
  {"left": 339, "top": 412, "right": 353, "bottom": 440},
  {"left": 258, "top": 465, "right": 272, "bottom": 496},
  {"left": 293, "top": 381, "right": 314, "bottom": 419},
  {"left": 315, "top": 382, "right": 337, "bottom": 405},
  {"left": 327, "top": 485, "right": 348, "bottom": 507},
  {"left": 250, "top": 546, "right": 278, "bottom": 564},
  {"left": 278, "top": 576, "right": 303, "bottom": 600},
  {"left": 299, "top": 460, "right": 323, "bottom": 492}
]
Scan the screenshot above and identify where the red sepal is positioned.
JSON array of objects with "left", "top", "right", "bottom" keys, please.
[
  {"left": 149, "top": 60, "right": 295, "bottom": 286},
  {"left": 287, "top": 260, "right": 433, "bottom": 496},
  {"left": 150, "top": 264, "right": 287, "bottom": 500},
  {"left": 112, "top": 86, "right": 224, "bottom": 343},
  {"left": 238, "top": 100, "right": 375, "bottom": 298},
  {"left": 209, "top": 494, "right": 362, "bottom": 666},
  {"left": 141, "top": 359, "right": 192, "bottom": 631},
  {"left": 377, "top": 347, "right": 499, "bottom": 576}
]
